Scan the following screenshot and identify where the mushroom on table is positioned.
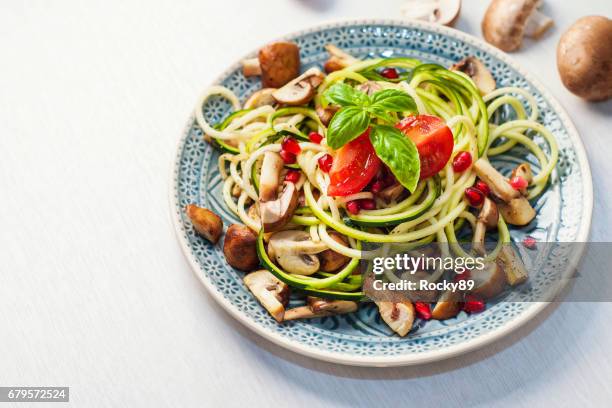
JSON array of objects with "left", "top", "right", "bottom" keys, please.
[
  {"left": 482, "top": 0, "right": 553, "bottom": 52},
  {"left": 400, "top": 0, "right": 462, "bottom": 27}
]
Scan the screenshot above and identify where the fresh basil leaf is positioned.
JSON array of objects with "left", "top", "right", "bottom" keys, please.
[
  {"left": 324, "top": 83, "right": 370, "bottom": 107},
  {"left": 327, "top": 107, "right": 370, "bottom": 149},
  {"left": 370, "top": 125, "right": 420, "bottom": 193},
  {"left": 367, "top": 106, "right": 396, "bottom": 125},
  {"left": 370, "top": 89, "right": 417, "bottom": 112}
]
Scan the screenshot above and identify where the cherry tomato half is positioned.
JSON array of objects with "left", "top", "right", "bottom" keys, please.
[
  {"left": 396, "top": 114, "right": 454, "bottom": 179},
  {"left": 327, "top": 129, "right": 381, "bottom": 197}
]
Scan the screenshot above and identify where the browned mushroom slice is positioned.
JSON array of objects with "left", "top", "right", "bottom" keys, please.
[
  {"left": 267, "top": 230, "right": 327, "bottom": 275},
  {"left": 379, "top": 183, "right": 407, "bottom": 203},
  {"left": 185, "top": 204, "right": 223, "bottom": 244},
  {"left": 323, "top": 44, "right": 359, "bottom": 73},
  {"left": 260, "top": 182, "right": 299, "bottom": 232},
  {"left": 244, "top": 270, "right": 290, "bottom": 322},
  {"left": 319, "top": 232, "right": 350, "bottom": 272},
  {"left": 469, "top": 262, "right": 506, "bottom": 299},
  {"left": 431, "top": 289, "right": 462, "bottom": 320},
  {"left": 473, "top": 198, "right": 499, "bottom": 255},
  {"left": 482, "top": 0, "right": 553, "bottom": 52},
  {"left": 272, "top": 68, "right": 325, "bottom": 106},
  {"left": 376, "top": 301, "right": 415, "bottom": 337},
  {"left": 244, "top": 88, "right": 277, "bottom": 109},
  {"left": 497, "top": 246, "right": 529, "bottom": 286},
  {"left": 223, "top": 224, "right": 259, "bottom": 271},
  {"left": 357, "top": 81, "right": 383, "bottom": 96},
  {"left": 510, "top": 163, "right": 533, "bottom": 196},
  {"left": 451, "top": 56, "right": 496, "bottom": 95},
  {"left": 498, "top": 197, "right": 536, "bottom": 226},
  {"left": 473, "top": 159, "right": 536, "bottom": 226},
  {"left": 283, "top": 298, "right": 357, "bottom": 321},
  {"left": 259, "top": 151, "right": 284, "bottom": 202},
  {"left": 315, "top": 104, "right": 338, "bottom": 126}
]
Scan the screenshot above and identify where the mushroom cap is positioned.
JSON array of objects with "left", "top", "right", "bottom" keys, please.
[
  {"left": 258, "top": 42, "right": 300, "bottom": 88},
  {"left": 451, "top": 56, "right": 496, "bottom": 95},
  {"left": 482, "top": 0, "right": 539, "bottom": 52},
  {"left": 557, "top": 15, "right": 612, "bottom": 101}
]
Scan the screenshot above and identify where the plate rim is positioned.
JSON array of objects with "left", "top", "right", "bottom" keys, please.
[{"left": 170, "top": 18, "right": 593, "bottom": 367}]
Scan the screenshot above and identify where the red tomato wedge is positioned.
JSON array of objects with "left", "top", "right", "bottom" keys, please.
[
  {"left": 396, "top": 114, "right": 454, "bottom": 179},
  {"left": 327, "top": 129, "right": 381, "bottom": 197}
]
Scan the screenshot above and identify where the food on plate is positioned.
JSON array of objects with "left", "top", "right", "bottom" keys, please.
[
  {"left": 557, "top": 15, "right": 612, "bottom": 102},
  {"left": 400, "top": 0, "right": 462, "bottom": 27},
  {"left": 185, "top": 204, "right": 223, "bottom": 244},
  {"left": 482, "top": 0, "right": 553, "bottom": 52},
  {"left": 190, "top": 41, "right": 559, "bottom": 336}
]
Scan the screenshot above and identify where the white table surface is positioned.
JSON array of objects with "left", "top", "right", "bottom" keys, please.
[{"left": 1, "top": 1, "right": 611, "bottom": 407}]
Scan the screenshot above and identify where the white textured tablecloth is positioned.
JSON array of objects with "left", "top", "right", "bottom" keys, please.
[{"left": 1, "top": 0, "right": 611, "bottom": 407}]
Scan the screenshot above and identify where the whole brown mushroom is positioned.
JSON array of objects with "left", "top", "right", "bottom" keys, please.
[
  {"left": 557, "top": 16, "right": 612, "bottom": 101},
  {"left": 482, "top": 0, "right": 553, "bottom": 52}
]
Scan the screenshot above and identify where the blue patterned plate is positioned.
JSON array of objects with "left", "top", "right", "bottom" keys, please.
[{"left": 171, "top": 20, "right": 592, "bottom": 366}]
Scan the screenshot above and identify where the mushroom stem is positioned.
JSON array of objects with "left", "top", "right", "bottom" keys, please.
[
  {"left": 242, "top": 58, "right": 262, "bottom": 77},
  {"left": 524, "top": 9, "right": 554, "bottom": 39}
]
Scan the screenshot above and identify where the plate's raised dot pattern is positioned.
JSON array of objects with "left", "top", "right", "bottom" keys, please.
[{"left": 173, "top": 22, "right": 585, "bottom": 358}]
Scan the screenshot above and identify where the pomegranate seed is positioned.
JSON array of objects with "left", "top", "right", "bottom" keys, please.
[
  {"left": 522, "top": 236, "right": 537, "bottom": 250},
  {"left": 308, "top": 132, "right": 323, "bottom": 144},
  {"left": 346, "top": 201, "right": 360, "bottom": 215},
  {"left": 279, "top": 150, "right": 296, "bottom": 164},
  {"left": 452, "top": 151, "right": 472, "bottom": 173},
  {"left": 453, "top": 270, "right": 471, "bottom": 283},
  {"left": 509, "top": 176, "right": 528, "bottom": 191},
  {"left": 281, "top": 137, "right": 301, "bottom": 155},
  {"left": 464, "top": 187, "right": 485, "bottom": 207},
  {"left": 463, "top": 295, "right": 486, "bottom": 314},
  {"left": 474, "top": 180, "right": 491, "bottom": 197},
  {"left": 414, "top": 302, "right": 432, "bottom": 320},
  {"left": 284, "top": 170, "right": 301, "bottom": 183},
  {"left": 360, "top": 199, "right": 376, "bottom": 210},
  {"left": 380, "top": 67, "right": 399, "bottom": 79},
  {"left": 318, "top": 154, "right": 333, "bottom": 173},
  {"left": 370, "top": 180, "right": 384, "bottom": 194}
]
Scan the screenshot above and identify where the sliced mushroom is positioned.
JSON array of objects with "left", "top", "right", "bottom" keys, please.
[
  {"left": 283, "top": 298, "right": 358, "bottom": 321},
  {"left": 223, "top": 224, "right": 259, "bottom": 271},
  {"left": 185, "top": 204, "right": 223, "bottom": 244},
  {"left": 482, "top": 0, "right": 553, "bottom": 52},
  {"left": 242, "top": 42, "right": 301, "bottom": 88},
  {"left": 451, "top": 56, "right": 496, "bottom": 95},
  {"left": 272, "top": 68, "right": 325, "bottom": 106},
  {"left": 268, "top": 230, "right": 327, "bottom": 275},
  {"left": 376, "top": 301, "right": 415, "bottom": 337},
  {"left": 498, "top": 197, "right": 536, "bottom": 226},
  {"left": 557, "top": 16, "right": 612, "bottom": 101},
  {"left": 244, "top": 88, "right": 277, "bottom": 109},
  {"left": 323, "top": 44, "right": 359, "bottom": 73},
  {"left": 497, "top": 245, "right": 529, "bottom": 286},
  {"left": 379, "top": 183, "right": 407, "bottom": 203},
  {"left": 469, "top": 262, "right": 506, "bottom": 299},
  {"left": 260, "top": 182, "right": 299, "bottom": 232},
  {"left": 319, "top": 232, "right": 351, "bottom": 272},
  {"left": 473, "top": 159, "right": 537, "bottom": 226},
  {"left": 244, "top": 270, "right": 290, "bottom": 322},
  {"left": 510, "top": 163, "right": 533, "bottom": 196},
  {"left": 473, "top": 159, "right": 520, "bottom": 202},
  {"left": 315, "top": 104, "right": 338, "bottom": 126},
  {"left": 400, "top": 0, "right": 462, "bottom": 26},
  {"left": 473, "top": 198, "right": 499, "bottom": 255},
  {"left": 259, "top": 151, "right": 284, "bottom": 202},
  {"left": 247, "top": 203, "right": 260, "bottom": 224},
  {"left": 357, "top": 81, "right": 383, "bottom": 96},
  {"left": 431, "top": 289, "right": 462, "bottom": 320}
]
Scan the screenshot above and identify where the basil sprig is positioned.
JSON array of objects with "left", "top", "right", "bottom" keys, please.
[{"left": 323, "top": 83, "right": 420, "bottom": 192}]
